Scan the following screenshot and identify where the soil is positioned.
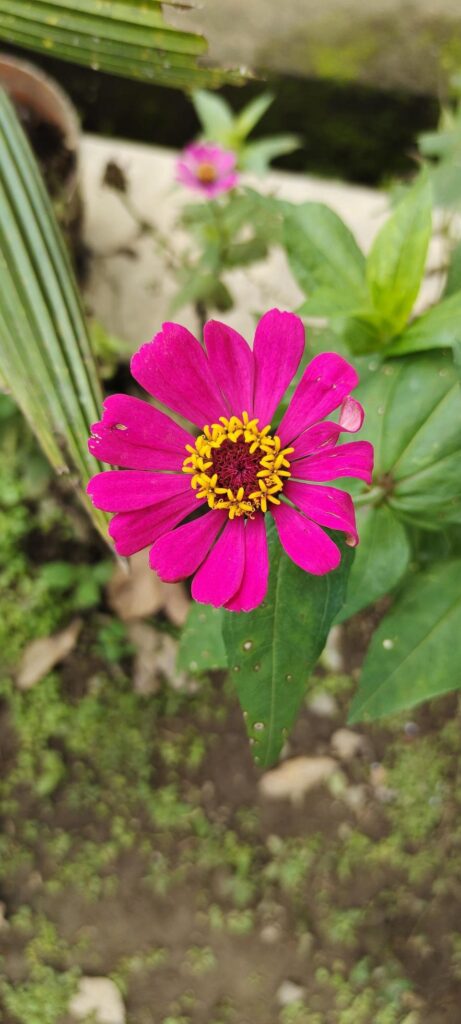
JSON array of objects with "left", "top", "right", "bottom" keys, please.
[
  {"left": 1, "top": 366, "right": 460, "bottom": 1024},
  {"left": 14, "top": 100, "right": 75, "bottom": 200},
  {"left": 1, "top": 600, "right": 461, "bottom": 1023}
]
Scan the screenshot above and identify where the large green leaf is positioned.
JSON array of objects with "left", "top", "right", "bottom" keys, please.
[
  {"left": 0, "top": 87, "right": 107, "bottom": 538},
  {"left": 353, "top": 351, "right": 461, "bottom": 528},
  {"left": 223, "top": 521, "right": 353, "bottom": 768},
  {"left": 387, "top": 291, "right": 461, "bottom": 356},
  {"left": 282, "top": 201, "right": 367, "bottom": 301},
  {"left": 177, "top": 604, "right": 227, "bottom": 676},
  {"left": 0, "top": 0, "right": 242, "bottom": 89},
  {"left": 366, "top": 178, "right": 432, "bottom": 336},
  {"left": 349, "top": 560, "right": 461, "bottom": 721},
  {"left": 336, "top": 504, "right": 411, "bottom": 623}
]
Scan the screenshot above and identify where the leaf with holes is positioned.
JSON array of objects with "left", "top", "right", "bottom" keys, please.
[
  {"left": 349, "top": 559, "right": 461, "bottom": 721},
  {"left": 336, "top": 504, "right": 411, "bottom": 623},
  {"left": 177, "top": 604, "right": 227, "bottom": 676},
  {"left": 223, "top": 521, "right": 353, "bottom": 768}
]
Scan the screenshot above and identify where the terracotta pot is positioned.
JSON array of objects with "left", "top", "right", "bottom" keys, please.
[{"left": 0, "top": 53, "right": 83, "bottom": 263}]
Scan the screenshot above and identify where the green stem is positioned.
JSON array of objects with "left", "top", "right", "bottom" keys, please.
[{"left": 354, "top": 485, "right": 385, "bottom": 508}]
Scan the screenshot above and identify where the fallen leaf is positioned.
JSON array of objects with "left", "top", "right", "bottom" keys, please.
[
  {"left": 127, "top": 623, "right": 195, "bottom": 694},
  {"left": 107, "top": 551, "right": 189, "bottom": 625},
  {"left": 259, "top": 756, "right": 338, "bottom": 805},
  {"left": 16, "top": 619, "right": 82, "bottom": 690}
]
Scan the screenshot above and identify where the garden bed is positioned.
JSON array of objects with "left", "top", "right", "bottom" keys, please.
[
  {"left": 1, "top": 440, "right": 461, "bottom": 1023},
  {"left": 1, "top": 131, "right": 460, "bottom": 1024}
]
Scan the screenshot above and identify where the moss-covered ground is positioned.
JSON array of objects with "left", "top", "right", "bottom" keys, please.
[{"left": 1, "top": 397, "right": 460, "bottom": 1024}]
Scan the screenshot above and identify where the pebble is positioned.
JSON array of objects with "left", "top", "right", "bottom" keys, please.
[
  {"left": 342, "top": 784, "right": 368, "bottom": 812},
  {"left": 259, "top": 756, "right": 338, "bottom": 805},
  {"left": 331, "top": 727, "right": 367, "bottom": 761},
  {"left": 260, "top": 923, "right": 281, "bottom": 944},
  {"left": 69, "top": 977, "right": 125, "bottom": 1024},
  {"left": 307, "top": 691, "right": 338, "bottom": 718},
  {"left": 276, "top": 980, "right": 306, "bottom": 1007},
  {"left": 320, "top": 625, "right": 344, "bottom": 672}
]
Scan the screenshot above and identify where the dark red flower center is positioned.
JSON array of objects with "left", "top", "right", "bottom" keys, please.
[{"left": 210, "top": 437, "right": 261, "bottom": 497}]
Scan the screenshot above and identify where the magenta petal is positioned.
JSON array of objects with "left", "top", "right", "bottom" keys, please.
[
  {"left": 292, "top": 422, "right": 342, "bottom": 460},
  {"left": 253, "top": 310, "right": 305, "bottom": 425},
  {"left": 109, "top": 490, "right": 200, "bottom": 557},
  {"left": 272, "top": 504, "right": 341, "bottom": 575},
  {"left": 149, "top": 510, "right": 227, "bottom": 582},
  {"left": 89, "top": 395, "right": 192, "bottom": 471},
  {"left": 204, "top": 319, "right": 254, "bottom": 415},
  {"left": 131, "top": 322, "right": 228, "bottom": 428},
  {"left": 292, "top": 441, "right": 374, "bottom": 484},
  {"left": 285, "top": 482, "right": 358, "bottom": 546},
  {"left": 87, "top": 470, "right": 189, "bottom": 512},
  {"left": 191, "top": 517, "right": 245, "bottom": 607},
  {"left": 291, "top": 400, "right": 365, "bottom": 459},
  {"left": 96, "top": 395, "right": 192, "bottom": 450},
  {"left": 202, "top": 174, "right": 238, "bottom": 198},
  {"left": 278, "top": 353, "right": 359, "bottom": 445},
  {"left": 225, "top": 514, "right": 269, "bottom": 612},
  {"left": 339, "top": 396, "right": 364, "bottom": 432},
  {"left": 176, "top": 163, "right": 201, "bottom": 189}
]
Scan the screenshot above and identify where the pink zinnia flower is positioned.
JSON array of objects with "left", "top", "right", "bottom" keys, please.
[
  {"left": 87, "top": 311, "right": 373, "bottom": 612},
  {"left": 176, "top": 142, "right": 238, "bottom": 198}
]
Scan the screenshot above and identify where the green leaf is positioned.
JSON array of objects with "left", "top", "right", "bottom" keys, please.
[
  {"left": 336, "top": 505, "right": 411, "bottom": 623},
  {"left": 40, "top": 561, "right": 76, "bottom": 590},
  {"left": 297, "top": 289, "right": 367, "bottom": 318},
  {"left": 240, "top": 135, "right": 300, "bottom": 174},
  {"left": 177, "top": 604, "right": 227, "bottom": 675},
  {"left": 0, "top": 88, "right": 107, "bottom": 540},
  {"left": 170, "top": 271, "right": 232, "bottom": 315},
  {"left": 282, "top": 201, "right": 367, "bottom": 301},
  {"left": 233, "top": 93, "right": 274, "bottom": 141},
  {"left": 444, "top": 241, "right": 461, "bottom": 297},
  {"left": 223, "top": 238, "right": 268, "bottom": 267},
  {"left": 223, "top": 521, "right": 353, "bottom": 768},
  {"left": 73, "top": 579, "right": 100, "bottom": 609},
  {"left": 192, "top": 90, "right": 234, "bottom": 142},
  {"left": 334, "top": 311, "right": 385, "bottom": 355},
  {"left": 366, "top": 178, "right": 433, "bottom": 335},
  {"left": 0, "top": 1, "right": 243, "bottom": 89},
  {"left": 387, "top": 292, "right": 461, "bottom": 356},
  {"left": 353, "top": 351, "right": 461, "bottom": 530},
  {"left": 349, "top": 560, "right": 461, "bottom": 721}
]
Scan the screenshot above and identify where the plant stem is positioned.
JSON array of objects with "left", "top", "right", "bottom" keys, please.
[{"left": 354, "top": 485, "right": 385, "bottom": 508}]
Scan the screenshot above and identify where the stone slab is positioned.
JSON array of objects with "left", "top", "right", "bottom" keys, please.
[{"left": 81, "top": 134, "right": 443, "bottom": 350}]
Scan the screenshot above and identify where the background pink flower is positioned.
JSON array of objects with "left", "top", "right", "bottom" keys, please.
[
  {"left": 176, "top": 142, "right": 238, "bottom": 197},
  {"left": 88, "top": 311, "right": 373, "bottom": 612}
]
